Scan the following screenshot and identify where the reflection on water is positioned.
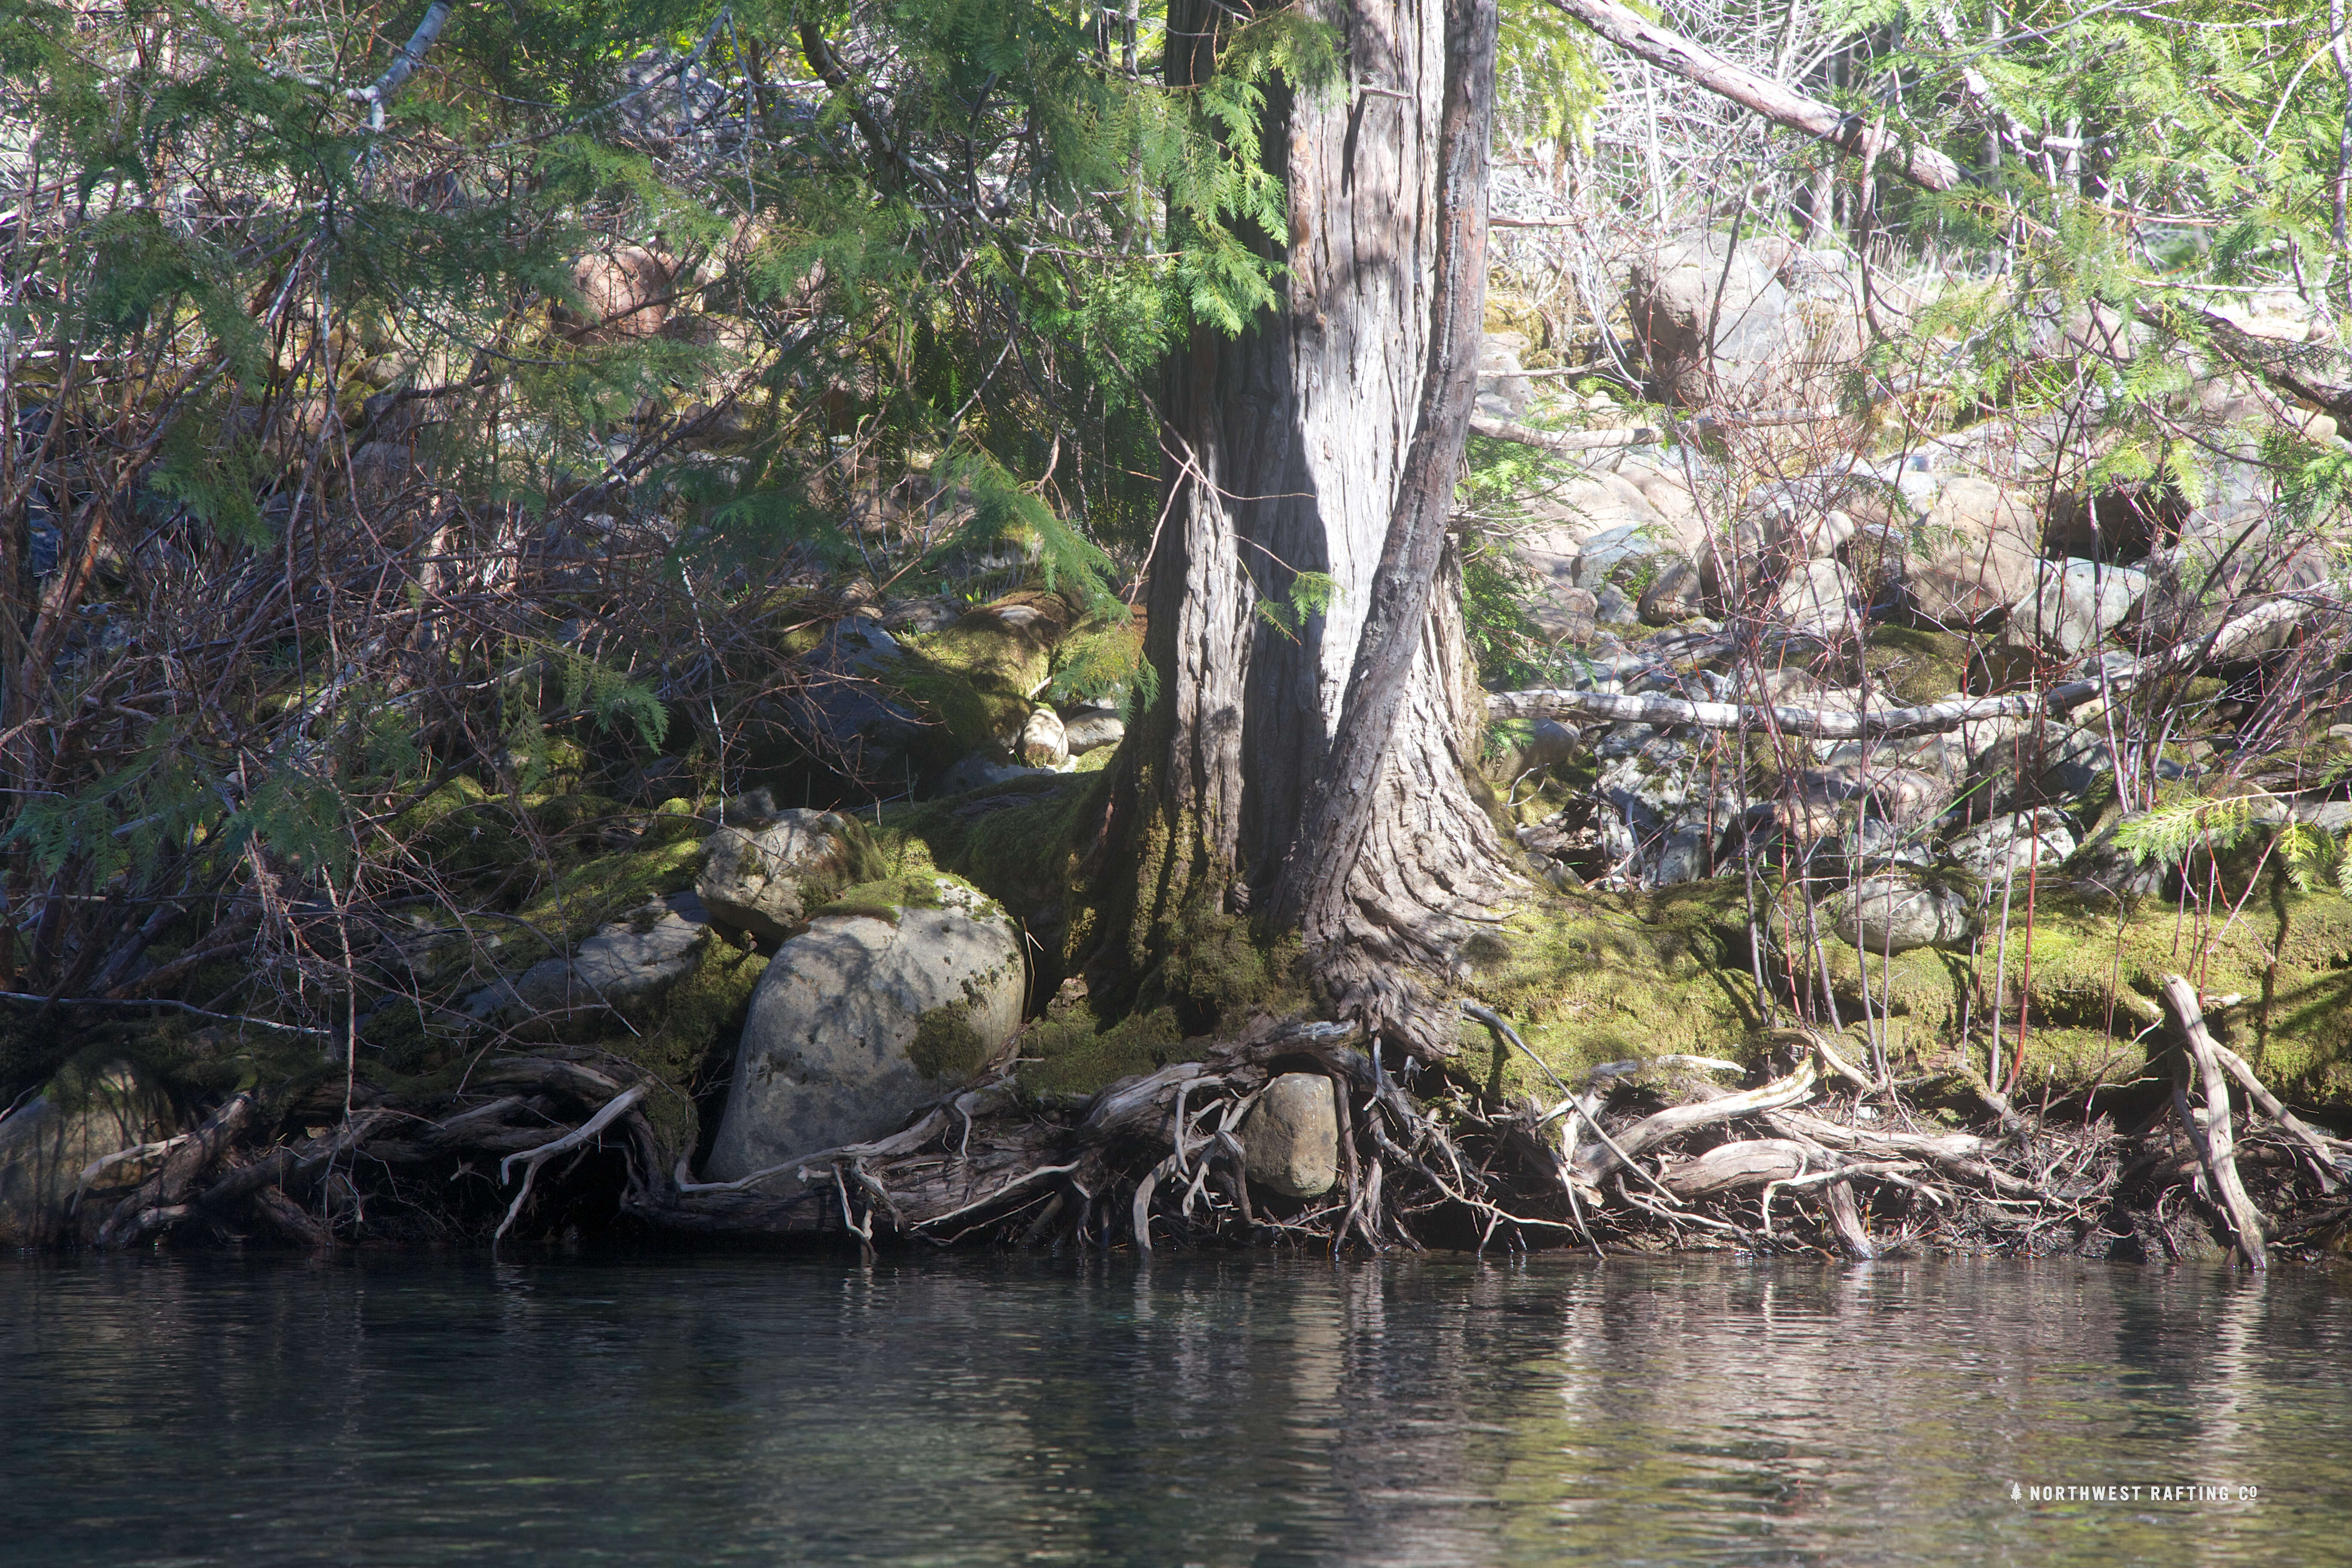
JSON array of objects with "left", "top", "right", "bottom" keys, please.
[{"left": 1, "top": 1251, "right": 2345, "bottom": 1567}]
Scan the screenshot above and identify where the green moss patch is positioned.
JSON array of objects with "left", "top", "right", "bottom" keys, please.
[
  {"left": 812, "top": 871, "right": 948, "bottom": 922},
  {"left": 1859, "top": 625, "right": 1972, "bottom": 704},
  {"left": 909, "top": 999, "right": 992, "bottom": 1083},
  {"left": 1457, "top": 879, "right": 1767, "bottom": 1099},
  {"left": 1813, "top": 885, "right": 2352, "bottom": 1102},
  {"left": 514, "top": 835, "right": 705, "bottom": 952},
  {"left": 586, "top": 940, "right": 769, "bottom": 1155},
  {"left": 895, "top": 593, "right": 1069, "bottom": 755},
  {"left": 1016, "top": 1002, "right": 1190, "bottom": 1099}
]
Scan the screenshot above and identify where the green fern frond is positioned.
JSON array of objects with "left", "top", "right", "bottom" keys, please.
[
  {"left": 2114, "top": 792, "right": 2258, "bottom": 865},
  {"left": 1256, "top": 570, "right": 1342, "bottom": 643},
  {"left": 2274, "top": 822, "right": 2337, "bottom": 894},
  {"left": 556, "top": 649, "right": 670, "bottom": 751}
]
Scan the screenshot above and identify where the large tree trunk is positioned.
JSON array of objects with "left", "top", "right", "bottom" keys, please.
[{"left": 1090, "top": 0, "right": 1512, "bottom": 1058}]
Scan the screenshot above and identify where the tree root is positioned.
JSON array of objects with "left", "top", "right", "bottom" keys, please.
[{"left": 49, "top": 976, "right": 2352, "bottom": 1262}]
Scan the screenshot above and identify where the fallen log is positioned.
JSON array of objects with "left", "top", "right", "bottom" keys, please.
[
  {"left": 98, "top": 1093, "right": 259, "bottom": 1247},
  {"left": 1489, "top": 596, "right": 2318, "bottom": 735},
  {"left": 2205, "top": 1041, "right": 2348, "bottom": 1194},
  {"left": 1468, "top": 406, "right": 1847, "bottom": 453},
  {"left": 1658, "top": 1138, "right": 1813, "bottom": 1198},
  {"left": 1539, "top": 0, "right": 1964, "bottom": 191},
  {"left": 1569, "top": 1057, "right": 1817, "bottom": 1184}
]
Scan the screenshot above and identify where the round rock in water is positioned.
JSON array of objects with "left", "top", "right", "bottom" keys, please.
[
  {"left": 1240, "top": 1074, "right": 1341, "bottom": 1198},
  {"left": 704, "top": 877, "right": 1024, "bottom": 1184}
]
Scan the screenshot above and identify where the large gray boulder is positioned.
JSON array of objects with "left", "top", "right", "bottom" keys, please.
[
  {"left": 1240, "top": 1074, "right": 1340, "bottom": 1197},
  {"left": 1772, "top": 557, "right": 1862, "bottom": 642},
  {"left": 1593, "top": 728, "right": 1744, "bottom": 887},
  {"left": 1626, "top": 235, "right": 1868, "bottom": 406},
  {"left": 1018, "top": 707, "right": 1069, "bottom": 767},
  {"left": 698, "top": 807, "right": 858, "bottom": 943},
  {"left": 0, "top": 1060, "right": 177, "bottom": 1246},
  {"left": 1948, "top": 809, "right": 2076, "bottom": 884},
  {"left": 934, "top": 752, "right": 1056, "bottom": 795},
  {"left": 1747, "top": 764, "right": 1950, "bottom": 872},
  {"left": 466, "top": 893, "right": 712, "bottom": 1029},
  {"left": 1830, "top": 873, "right": 1978, "bottom": 954},
  {"left": 1638, "top": 556, "right": 1706, "bottom": 624},
  {"left": 1476, "top": 332, "right": 1534, "bottom": 418},
  {"left": 1901, "top": 477, "right": 2041, "bottom": 629},
  {"left": 2138, "top": 522, "right": 2334, "bottom": 655},
  {"left": 2007, "top": 559, "right": 2146, "bottom": 656},
  {"left": 704, "top": 876, "right": 1025, "bottom": 1182},
  {"left": 774, "top": 619, "right": 927, "bottom": 775},
  {"left": 1059, "top": 701, "right": 1126, "bottom": 755},
  {"left": 1571, "top": 521, "right": 1680, "bottom": 588}
]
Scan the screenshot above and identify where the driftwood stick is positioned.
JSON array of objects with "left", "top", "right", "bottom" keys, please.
[
  {"left": 1769, "top": 1026, "right": 1874, "bottom": 1092},
  {"left": 1540, "top": 0, "right": 1963, "bottom": 190},
  {"left": 1659, "top": 1138, "right": 1812, "bottom": 1198},
  {"left": 1470, "top": 407, "right": 1845, "bottom": 453},
  {"left": 494, "top": 1084, "right": 649, "bottom": 1243},
  {"left": 2206, "top": 1041, "right": 2347, "bottom": 1193},
  {"left": 251, "top": 1186, "right": 337, "bottom": 1248},
  {"left": 1488, "top": 597, "right": 2315, "bottom": 735},
  {"left": 2160, "top": 976, "right": 2268, "bottom": 1271},
  {"left": 98, "top": 1093, "right": 259, "bottom": 1246},
  {"left": 1464, "top": 1002, "right": 1676, "bottom": 1200},
  {"left": 1570, "top": 1057, "right": 1817, "bottom": 1184},
  {"left": 70, "top": 1135, "right": 192, "bottom": 1213},
  {"left": 196, "top": 1109, "right": 397, "bottom": 1212},
  {"left": 908, "top": 1162, "right": 1084, "bottom": 1232},
  {"left": 1823, "top": 1178, "right": 1878, "bottom": 1260},
  {"left": 1490, "top": 680, "right": 2100, "bottom": 737},
  {"left": 1131, "top": 1153, "right": 1182, "bottom": 1255},
  {"left": 1470, "top": 415, "right": 1672, "bottom": 450}
]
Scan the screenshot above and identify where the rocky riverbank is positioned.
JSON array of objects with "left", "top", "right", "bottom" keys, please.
[{"left": 5, "top": 213, "right": 2351, "bottom": 1264}]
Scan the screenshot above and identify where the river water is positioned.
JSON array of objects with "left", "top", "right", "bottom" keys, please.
[{"left": 2, "top": 1252, "right": 2345, "bottom": 1566}]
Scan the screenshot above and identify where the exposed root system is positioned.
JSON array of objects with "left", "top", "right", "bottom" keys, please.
[{"left": 68, "top": 974, "right": 2352, "bottom": 1267}]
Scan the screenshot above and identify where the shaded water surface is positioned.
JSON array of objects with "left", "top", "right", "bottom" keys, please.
[{"left": 1, "top": 1252, "right": 2346, "bottom": 1565}]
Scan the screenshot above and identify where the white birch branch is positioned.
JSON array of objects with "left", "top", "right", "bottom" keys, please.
[
  {"left": 1488, "top": 597, "right": 2321, "bottom": 737},
  {"left": 346, "top": 1, "right": 456, "bottom": 115},
  {"left": 1539, "top": 0, "right": 1965, "bottom": 192},
  {"left": 2162, "top": 976, "right": 2268, "bottom": 1271}
]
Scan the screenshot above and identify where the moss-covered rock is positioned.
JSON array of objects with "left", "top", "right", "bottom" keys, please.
[
  {"left": 1446, "top": 871, "right": 2352, "bottom": 1110},
  {"left": 1856, "top": 625, "right": 1973, "bottom": 704},
  {"left": 585, "top": 938, "right": 769, "bottom": 1156},
  {"left": 895, "top": 591, "right": 1075, "bottom": 758},
  {"left": 0, "top": 1055, "right": 179, "bottom": 1246},
  {"left": 703, "top": 872, "right": 1024, "bottom": 1181},
  {"left": 513, "top": 834, "right": 707, "bottom": 952}
]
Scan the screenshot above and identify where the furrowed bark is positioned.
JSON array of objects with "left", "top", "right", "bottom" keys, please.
[
  {"left": 1106, "top": 0, "right": 1512, "bottom": 1055},
  {"left": 1273, "top": 0, "right": 1498, "bottom": 1034}
]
